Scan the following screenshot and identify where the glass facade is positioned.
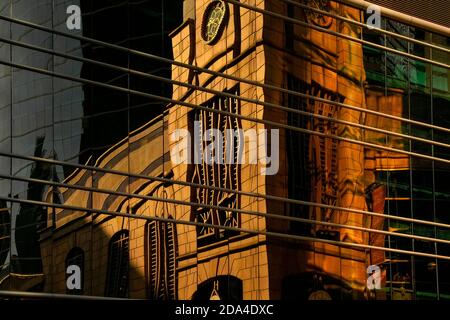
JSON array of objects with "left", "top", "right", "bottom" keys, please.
[
  {"left": 0, "top": 0, "right": 183, "bottom": 288},
  {"left": 0, "top": 0, "right": 449, "bottom": 301},
  {"left": 362, "top": 15, "right": 450, "bottom": 300}
]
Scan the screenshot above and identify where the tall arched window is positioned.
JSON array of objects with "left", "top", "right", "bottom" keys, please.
[
  {"left": 190, "top": 86, "right": 241, "bottom": 247},
  {"left": 105, "top": 230, "right": 129, "bottom": 298},
  {"left": 146, "top": 217, "right": 177, "bottom": 300},
  {"left": 65, "top": 247, "right": 84, "bottom": 295}
]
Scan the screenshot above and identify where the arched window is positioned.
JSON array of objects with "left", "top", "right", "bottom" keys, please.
[
  {"left": 146, "top": 218, "right": 177, "bottom": 300},
  {"left": 105, "top": 230, "right": 129, "bottom": 298},
  {"left": 192, "top": 276, "right": 243, "bottom": 301},
  {"left": 65, "top": 247, "right": 84, "bottom": 295}
]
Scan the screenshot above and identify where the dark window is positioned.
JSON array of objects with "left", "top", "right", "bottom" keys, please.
[
  {"left": 105, "top": 230, "right": 129, "bottom": 298},
  {"left": 65, "top": 247, "right": 84, "bottom": 295},
  {"left": 286, "top": 76, "right": 312, "bottom": 236},
  {"left": 146, "top": 219, "right": 177, "bottom": 300},
  {"left": 285, "top": 2, "right": 295, "bottom": 50}
]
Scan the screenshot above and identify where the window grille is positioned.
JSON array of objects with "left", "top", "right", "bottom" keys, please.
[
  {"left": 191, "top": 87, "right": 241, "bottom": 246},
  {"left": 146, "top": 219, "right": 177, "bottom": 300}
]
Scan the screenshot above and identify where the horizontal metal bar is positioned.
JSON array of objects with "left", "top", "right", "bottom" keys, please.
[
  {"left": 224, "top": 0, "right": 450, "bottom": 69},
  {"left": 1, "top": 195, "right": 450, "bottom": 261},
  {"left": 1, "top": 58, "right": 450, "bottom": 167},
  {"left": 3, "top": 172, "right": 450, "bottom": 246},
  {"left": 337, "top": 0, "right": 450, "bottom": 37},
  {"left": 1, "top": 14, "right": 450, "bottom": 136},
  {"left": 2, "top": 35, "right": 449, "bottom": 151},
  {"left": 282, "top": 0, "right": 450, "bottom": 53},
  {"left": 1, "top": 150, "right": 450, "bottom": 233}
]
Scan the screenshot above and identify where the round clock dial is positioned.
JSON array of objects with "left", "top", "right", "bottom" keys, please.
[
  {"left": 305, "top": 0, "right": 333, "bottom": 28},
  {"left": 201, "top": 0, "right": 229, "bottom": 45}
]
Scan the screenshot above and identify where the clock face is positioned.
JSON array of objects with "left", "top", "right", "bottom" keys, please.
[
  {"left": 305, "top": 0, "right": 333, "bottom": 28},
  {"left": 201, "top": 0, "right": 229, "bottom": 45}
]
